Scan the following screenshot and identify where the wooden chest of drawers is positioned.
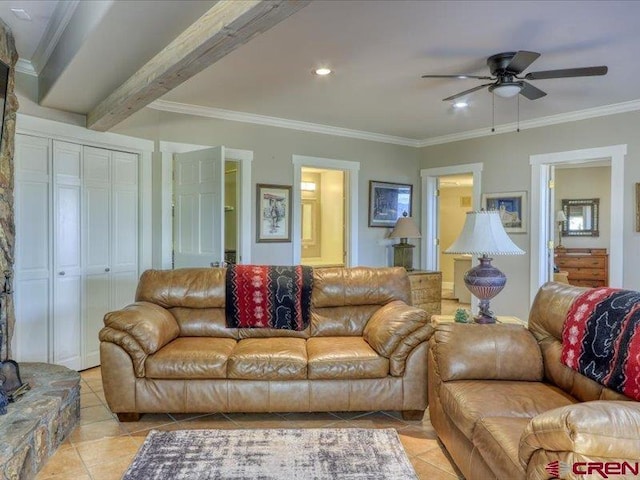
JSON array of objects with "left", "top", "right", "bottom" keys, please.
[
  {"left": 407, "top": 270, "right": 442, "bottom": 317},
  {"left": 554, "top": 247, "right": 608, "bottom": 288}
]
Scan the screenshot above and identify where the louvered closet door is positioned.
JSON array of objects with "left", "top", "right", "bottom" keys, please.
[
  {"left": 83, "top": 146, "right": 112, "bottom": 368},
  {"left": 111, "top": 151, "right": 138, "bottom": 312},
  {"left": 14, "top": 134, "right": 51, "bottom": 362},
  {"left": 53, "top": 141, "right": 83, "bottom": 370}
]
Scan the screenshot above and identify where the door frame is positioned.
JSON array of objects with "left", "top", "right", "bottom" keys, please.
[
  {"left": 292, "top": 155, "right": 360, "bottom": 266},
  {"left": 529, "top": 144, "right": 626, "bottom": 304},
  {"left": 159, "top": 141, "right": 253, "bottom": 267},
  {"left": 420, "top": 163, "right": 483, "bottom": 271}
]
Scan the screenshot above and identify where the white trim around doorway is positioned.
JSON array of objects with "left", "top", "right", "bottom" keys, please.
[
  {"left": 292, "top": 155, "right": 360, "bottom": 266},
  {"left": 529, "top": 144, "right": 626, "bottom": 304},
  {"left": 419, "top": 163, "right": 483, "bottom": 271}
]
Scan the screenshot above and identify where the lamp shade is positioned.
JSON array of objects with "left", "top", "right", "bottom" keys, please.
[
  {"left": 555, "top": 210, "right": 567, "bottom": 222},
  {"left": 389, "top": 216, "right": 421, "bottom": 239},
  {"left": 444, "top": 211, "right": 524, "bottom": 255}
]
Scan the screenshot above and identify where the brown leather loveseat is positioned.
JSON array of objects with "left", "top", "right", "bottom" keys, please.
[
  {"left": 428, "top": 282, "right": 640, "bottom": 480},
  {"left": 99, "top": 266, "right": 433, "bottom": 421}
]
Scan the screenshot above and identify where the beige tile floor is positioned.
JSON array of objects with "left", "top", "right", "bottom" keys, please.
[{"left": 35, "top": 367, "right": 464, "bottom": 480}]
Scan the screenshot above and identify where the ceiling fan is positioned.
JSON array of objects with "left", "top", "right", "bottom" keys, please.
[{"left": 422, "top": 51, "right": 607, "bottom": 102}]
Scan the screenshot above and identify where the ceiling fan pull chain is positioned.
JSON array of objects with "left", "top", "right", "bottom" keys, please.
[
  {"left": 517, "top": 94, "right": 520, "bottom": 133},
  {"left": 492, "top": 93, "right": 496, "bottom": 132}
]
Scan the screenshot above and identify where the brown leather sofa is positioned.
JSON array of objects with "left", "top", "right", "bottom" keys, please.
[
  {"left": 428, "top": 282, "right": 640, "bottom": 480},
  {"left": 100, "top": 266, "right": 433, "bottom": 421}
]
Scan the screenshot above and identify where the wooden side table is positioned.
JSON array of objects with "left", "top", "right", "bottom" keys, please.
[
  {"left": 431, "top": 314, "right": 527, "bottom": 326},
  {"left": 407, "top": 270, "right": 441, "bottom": 318}
]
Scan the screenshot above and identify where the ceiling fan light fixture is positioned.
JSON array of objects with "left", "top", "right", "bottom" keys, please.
[
  {"left": 453, "top": 101, "right": 468, "bottom": 109},
  {"left": 490, "top": 82, "right": 522, "bottom": 98}
]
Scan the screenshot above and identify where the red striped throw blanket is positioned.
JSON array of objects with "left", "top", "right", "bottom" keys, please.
[
  {"left": 225, "top": 265, "right": 313, "bottom": 330},
  {"left": 561, "top": 287, "right": 640, "bottom": 400}
]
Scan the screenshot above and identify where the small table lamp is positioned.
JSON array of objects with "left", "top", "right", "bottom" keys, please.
[
  {"left": 389, "top": 212, "right": 421, "bottom": 271},
  {"left": 555, "top": 210, "right": 567, "bottom": 248},
  {"left": 444, "top": 211, "right": 525, "bottom": 323}
]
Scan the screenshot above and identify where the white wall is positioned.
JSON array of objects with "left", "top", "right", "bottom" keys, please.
[
  {"left": 419, "top": 110, "right": 639, "bottom": 321},
  {"left": 555, "top": 166, "right": 610, "bottom": 250},
  {"left": 112, "top": 108, "right": 420, "bottom": 267}
]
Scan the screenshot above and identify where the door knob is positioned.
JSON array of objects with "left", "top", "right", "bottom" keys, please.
[
  {"left": 105, "top": 268, "right": 111, "bottom": 272},
  {"left": 59, "top": 271, "right": 65, "bottom": 276}
]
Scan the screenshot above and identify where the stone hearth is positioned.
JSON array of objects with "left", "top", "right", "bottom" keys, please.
[{"left": 0, "top": 363, "right": 80, "bottom": 479}]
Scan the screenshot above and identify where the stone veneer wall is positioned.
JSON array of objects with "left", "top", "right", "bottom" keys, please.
[{"left": 0, "top": 19, "right": 17, "bottom": 360}]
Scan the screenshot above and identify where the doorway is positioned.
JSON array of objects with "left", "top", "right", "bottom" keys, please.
[
  {"left": 292, "top": 155, "right": 360, "bottom": 266},
  {"left": 438, "top": 174, "right": 473, "bottom": 312},
  {"left": 300, "top": 167, "right": 345, "bottom": 267},
  {"left": 529, "top": 144, "right": 626, "bottom": 303}
]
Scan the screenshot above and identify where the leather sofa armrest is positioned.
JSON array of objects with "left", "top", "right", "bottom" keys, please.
[
  {"left": 519, "top": 401, "right": 640, "bottom": 470},
  {"left": 363, "top": 300, "right": 432, "bottom": 376},
  {"left": 431, "top": 323, "right": 543, "bottom": 382},
  {"left": 99, "top": 302, "right": 179, "bottom": 377}
]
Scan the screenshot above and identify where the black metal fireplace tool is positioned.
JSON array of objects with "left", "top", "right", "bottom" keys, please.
[{"left": 0, "top": 270, "right": 28, "bottom": 414}]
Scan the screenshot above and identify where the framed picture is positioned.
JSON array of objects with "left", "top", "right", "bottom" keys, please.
[
  {"left": 481, "top": 191, "right": 527, "bottom": 233},
  {"left": 256, "top": 184, "right": 292, "bottom": 242},
  {"left": 369, "top": 181, "right": 413, "bottom": 227}
]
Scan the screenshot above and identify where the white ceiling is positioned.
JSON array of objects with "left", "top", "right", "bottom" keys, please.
[{"left": 5, "top": 0, "right": 640, "bottom": 142}]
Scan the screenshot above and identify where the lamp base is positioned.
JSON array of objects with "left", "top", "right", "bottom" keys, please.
[
  {"left": 393, "top": 242, "right": 415, "bottom": 271},
  {"left": 464, "top": 255, "right": 506, "bottom": 324}
]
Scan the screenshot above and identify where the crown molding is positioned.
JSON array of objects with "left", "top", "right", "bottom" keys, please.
[
  {"left": 15, "top": 59, "right": 38, "bottom": 77},
  {"left": 416, "top": 99, "right": 640, "bottom": 147},
  {"left": 149, "top": 100, "right": 421, "bottom": 147},
  {"left": 30, "top": 0, "right": 80, "bottom": 74},
  {"left": 150, "top": 97, "right": 640, "bottom": 149}
]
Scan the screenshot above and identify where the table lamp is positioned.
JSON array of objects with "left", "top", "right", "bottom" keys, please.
[
  {"left": 389, "top": 212, "right": 421, "bottom": 271},
  {"left": 444, "top": 210, "right": 525, "bottom": 323},
  {"left": 555, "top": 210, "right": 567, "bottom": 248}
]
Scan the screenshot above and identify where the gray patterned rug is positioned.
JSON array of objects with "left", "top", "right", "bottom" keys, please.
[{"left": 123, "top": 428, "right": 418, "bottom": 479}]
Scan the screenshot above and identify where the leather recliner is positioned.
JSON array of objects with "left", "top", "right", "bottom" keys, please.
[
  {"left": 99, "top": 266, "right": 433, "bottom": 421},
  {"left": 428, "top": 282, "right": 640, "bottom": 480}
]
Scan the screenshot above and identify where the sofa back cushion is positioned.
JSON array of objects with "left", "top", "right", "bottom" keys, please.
[
  {"left": 529, "top": 282, "right": 632, "bottom": 402},
  {"left": 310, "top": 266, "right": 410, "bottom": 336},
  {"left": 136, "top": 268, "right": 226, "bottom": 308}
]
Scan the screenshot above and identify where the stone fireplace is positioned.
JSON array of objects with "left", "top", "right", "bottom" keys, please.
[{"left": 0, "top": 19, "right": 80, "bottom": 480}]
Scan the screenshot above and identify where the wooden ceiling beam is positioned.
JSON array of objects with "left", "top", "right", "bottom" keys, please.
[{"left": 87, "top": 0, "right": 310, "bottom": 131}]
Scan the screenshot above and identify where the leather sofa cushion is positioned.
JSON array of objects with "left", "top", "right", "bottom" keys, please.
[
  {"left": 136, "top": 268, "right": 226, "bottom": 308},
  {"left": 170, "top": 307, "right": 238, "bottom": 338},
  {"left": 312, "top": 267, "right": 411, "bottom": 308},
  {"left": 311, "top": 305, "right": 380, "bottom": 337},
  {"left": 145, "top": 337, "right": 236, "bottom": 379},
  {"left": 228, "top": 338, "right": 307, "bottom": 380},
  {"left": 440, "top": 380, "right": 576, "bottom": 438},
  {"left": 472, "top": 417, "right": 529, "bottom": 480},
  {"left": 363, "top": 300, "right": 428, "bottom": 358},
  {"left": 307, "top": 337, "right": 389, "bottom": 379}
]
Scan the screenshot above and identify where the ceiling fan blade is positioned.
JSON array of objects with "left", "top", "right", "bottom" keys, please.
[
  {"left": 442, "top": 83, "right": 494, "bottom": 102},
  {"left": 525, "top": 66, "right": 607, "bottom": 80},
  {"left": 505, "top": 51, "right": 541, "bottom": 74},
  {"left": 422, "top": 74, "right": 494, "bottom": 80},
  {"left": 519, "top": 81, "right": 547, "bottom": 100}
]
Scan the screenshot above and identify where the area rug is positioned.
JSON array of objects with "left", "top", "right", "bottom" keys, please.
[{"left": 122, "top": 428, "right": 418, "bottom": 480}]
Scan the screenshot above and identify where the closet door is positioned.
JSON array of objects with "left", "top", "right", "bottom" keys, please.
[
  {"left": 52, "top": 141, "right": 83, "bottom": 370},
  {"left": 111, "top": 151, "right": 139, "bottom": 310},
  {"left": 14, "top": 134, "right": 51, "bottom": 362},
  {"left": 83, "top": 146, "right": 111, "bottom": 368}
]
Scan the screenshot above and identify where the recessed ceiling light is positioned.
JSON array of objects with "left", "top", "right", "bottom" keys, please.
[
  {"left": 453, "top": 101, "right": 469, "bottom": 109},
  {"left": 313, "top": 68, "right": 332, "bottom": 76},
  {"left": 10, "top": 8, "right": 31, "bottom": 20}
]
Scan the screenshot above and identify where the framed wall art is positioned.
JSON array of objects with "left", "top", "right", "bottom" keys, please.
[
  {"left": 369, "top": 181, "right": 413, "bottom": 227},
  {"left": 256, "top": 184, "right": 292, "bottom": 243},
  {"left": 481, "top": 191, "right": 527, "bottom": 233}
]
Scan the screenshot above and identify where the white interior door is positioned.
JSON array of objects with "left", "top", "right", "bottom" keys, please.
[
  {"left": 14, "top": 134, "right": 51, "bottom": 362},
  {"left": 548, "top": 166, "right": 557, "bottom": 281},
  {"left": 174, "top": 147, "right": 224, "bottom": 268},
  {"left": 53, "top": 141, "right": 83, "bottom": 370},
  {"left": 83, "top": 146, "right": 111, "bottom": 368}
]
